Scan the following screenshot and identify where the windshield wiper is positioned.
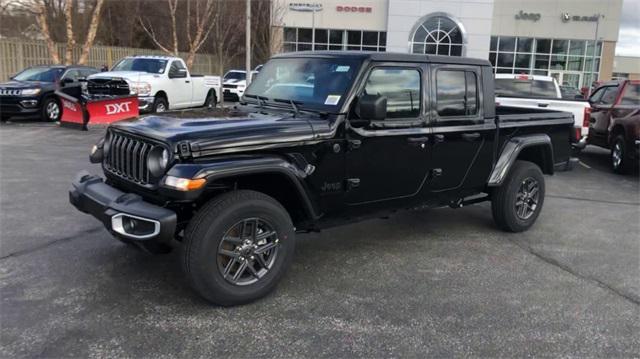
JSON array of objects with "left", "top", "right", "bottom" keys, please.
[
  {"left": 243, "top": 94, "right": 269, "bottom": 108},
  {"left": 273, "top": 98, "right": 302, "bottom": 117}
]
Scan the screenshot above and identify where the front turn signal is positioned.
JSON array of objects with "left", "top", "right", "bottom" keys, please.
[{"left": 163, "top": 176, "right": 206, "bottom": 191}]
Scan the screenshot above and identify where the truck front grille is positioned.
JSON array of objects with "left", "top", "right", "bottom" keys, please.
[
  {"left": 88, "top": 78, "right": 130, "bottom": 96},
  {"left": 104, "top": 131, "right": 155, "bottom": 185}
]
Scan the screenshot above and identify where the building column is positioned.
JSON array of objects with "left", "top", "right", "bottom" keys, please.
[{"left": 599, "top": 41, "right": 616, "bottom": 81}]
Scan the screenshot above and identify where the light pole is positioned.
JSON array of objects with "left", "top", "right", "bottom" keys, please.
[
  {"left": 246, "top": 0, "right": 252, "bottom": 85},
  {"left": 311, "top": 6, "right": 316, "bottom": 50},
  {"left": 588, "top": 14, "right": 603, "bottom": 96}
]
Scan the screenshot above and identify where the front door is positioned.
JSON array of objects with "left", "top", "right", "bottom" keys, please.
[
  {"left": 167, "top": 60, "right": 192, "bottom": 109},
  {"left": 588, "top": 85, "right": 619, "bottom": 146},
  {"left": 345, "top": 65, "right": 431, "bottom": 206},
  {"left": 549, "top": 70, "right": 583, "bottom": 89},
  {"left": 428, "top": 65, "right": 495, "bottom": 194}
]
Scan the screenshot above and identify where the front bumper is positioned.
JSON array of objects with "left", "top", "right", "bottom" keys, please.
[
  {"left": 138, "top": 96, "right": 155, "bottom": 112},
  {"left": 69, "top": 171, "right": 176, "bottom": 243},
  {"left": 0, "top": 95, "right": 41, "bottom": 117},
  {"left": 223, "top": 87, "right": 244, "bottom": 101}
]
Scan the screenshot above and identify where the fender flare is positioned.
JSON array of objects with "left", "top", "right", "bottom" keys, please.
[
  {"left": 487, "top": 134, "right": 554, "bottom": 187},
  {"left": 167, "top": 155, "right": 320, "bottom": 220}
]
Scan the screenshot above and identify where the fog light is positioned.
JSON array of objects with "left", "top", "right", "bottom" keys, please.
[
  {"left": 163, "top": 176, "right": 206, "bottom": 191},
  {"left": 111, "top": 213, "right": 160, "bottom": 239},
  {"left": 20, "top": 100, "right": 38, "bottom": 107}
]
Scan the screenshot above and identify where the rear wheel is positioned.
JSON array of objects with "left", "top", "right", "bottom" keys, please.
[
  {"left": 611, "top": 134, "right": 631, "bottom": 174},
  {"left": 183, "top": 190, "right": 295, "bottom": 306},
  {"left": 491, "top": 160, "right": 545, "bottom": 232},
  {"left": 204, "top": 91, "right": 217, "bottom": 108}
]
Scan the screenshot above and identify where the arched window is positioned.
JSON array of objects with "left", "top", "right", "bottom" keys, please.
[{"left": 410, "top": 13, "right": 465, "bottom": 56}]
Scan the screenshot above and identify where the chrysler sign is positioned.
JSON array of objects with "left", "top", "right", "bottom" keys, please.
[{"left": 288, "top": 2, "right": 322, "bottom": 12}]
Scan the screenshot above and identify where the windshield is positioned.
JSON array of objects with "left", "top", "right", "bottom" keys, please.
[
  {"left": 13, "top": 67, "right": 64, "bottom": 82},
  {"left": 111, "top": 58, "right": 168, "bottom": 74},
  {"left": 495, "top": 78, "right": 559, "bottom": 99},
  {"left": 225, "top": 71, "right": 246, "bottom": 81},
  {"left": 244, "top": 57, "right": 361, "bottom": 111}
]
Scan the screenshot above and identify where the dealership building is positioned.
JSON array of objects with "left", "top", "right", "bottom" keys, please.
[{"left": 274, "top": 0, "right": 633, "bottom": 88}]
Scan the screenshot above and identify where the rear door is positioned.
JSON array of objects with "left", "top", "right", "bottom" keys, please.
[{"left": 428, "top": 65, "right": 495, "bottom": 195}]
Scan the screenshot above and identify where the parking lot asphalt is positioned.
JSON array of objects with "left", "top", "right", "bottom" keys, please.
[{"left": 1, "top": 122, "right": 638, "bottom": 358}]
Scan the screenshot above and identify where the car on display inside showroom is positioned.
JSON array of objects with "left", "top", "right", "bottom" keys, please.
[
  {"left": 86, "top": 56, "right": 220, "bottom": 113},
  {"left": 70, "top": 51, "right": 575, "bottom": 306},
  {"left": 494, "top": 74, "right": 592, "bottom": 150},
  {"left": 586, "top": 79, "right": 640, "bottom": 173},
  {"left": 0, "top": 65, "right": 99, "bottom": 122}
]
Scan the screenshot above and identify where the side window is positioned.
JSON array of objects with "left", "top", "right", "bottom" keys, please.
[
  {"left": 620, "top": 83, "right": 639, "bottom": 106},
  {"left": 436, "top": 70, "right": 479, "bottom": 117},
  {"left": 363, "top": 67, "right": 421, "bottom": 119},
  {"left": 600, "top": 86, "right": 619, "bottom": 105},
  {"left": 81, "top": 69, "right": 98, "bottom": 78},
  {"left": 171, "top": 60, "right": 186, "bottom": 71},
  {"left": 589, "top": 87, "right": 606, "bottom": 103},
  {"left": 62, "top": 69, "right": 80, "bottom": 81}
]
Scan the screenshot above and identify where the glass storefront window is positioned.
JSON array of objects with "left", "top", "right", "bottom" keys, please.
[
  {"left": 490, "top": 36, "right": 603, "bottom": 89},
  {"left": 552, "top": 40, "right": 569, "bottom": 55},
  {"left": 550, "top": 55, "right": 566, "bottom": 70},
  {"left": 567, "top": 56, "right": 584, "bottom": 71},
  {"left": 283, "top": 27, "right": 386, "bottom": 53},
  {"left": 515, "top": 54, "right": 532, "bottom": 68},
  {"left": 499, "top": 37, "right": 516, "bottom": 52},
  {"left": 517, "top": 38, "right": 533, "bottom": 53},
  {"left": 498, "top": 53, "right": 514, "bottom": 67},
  {"left": 569, "top": 40, "right": 586, "bottom": 56},
  {"left": 536, "top": 39, "right": 551, "bottom": 53}
]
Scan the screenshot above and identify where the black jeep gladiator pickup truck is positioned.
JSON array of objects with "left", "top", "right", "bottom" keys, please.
[{"left": 70, "top": 52, "right": 574, "bottom": 305}]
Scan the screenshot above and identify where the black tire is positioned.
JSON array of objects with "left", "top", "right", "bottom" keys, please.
[
  {"left": 610, "top": 134, "right": 632, "bottom": 174},
  {"left": 491, "top": 160, "right": 545, "bottom": 233},
  {"left": 152, "top": 96, "right": 168, "bottom": 113},
  {"left": 204, "top": 90, "right": 217, "bottom": 109},
  {"left": 183, "top": 190, "right": 295, "bottom": 306},
  {"left": 41, "top": 97, "right": 61, "bottom": 122}
]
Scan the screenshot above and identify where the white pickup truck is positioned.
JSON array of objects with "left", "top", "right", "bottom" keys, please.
[
  {"left": 222, "top": 70, "right": 259, "bottom": 101},
  {"left": 495, "top": 74, "right": 591, "bottom": 147},
  {"left": 87, "top": 56, "right": 220, "bottom": 113}
]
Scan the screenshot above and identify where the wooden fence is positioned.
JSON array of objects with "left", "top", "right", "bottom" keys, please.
[{"left": 0, "top": 38, "right": 223, "bottom": 81}]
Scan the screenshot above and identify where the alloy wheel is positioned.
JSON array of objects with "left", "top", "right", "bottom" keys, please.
[
  {"left": 217, "top": 218, "right": 280, "bottom": 286},
  {"left": 515, "top": 177, "right": 539, "bottom": 220},
  {"left": 612, "top": 141, "right": 622, "bottom": 169},
  {"left": 46, "top": 101, "right": 60, "bottom": 120}
]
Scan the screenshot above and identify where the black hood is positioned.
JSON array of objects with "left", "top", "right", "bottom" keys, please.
[
  {"left": 111, "top": 109, "right": 332, "bottom": 156},
  {"left": 0, "top": 80, "right": 54, "bottom": 91}
]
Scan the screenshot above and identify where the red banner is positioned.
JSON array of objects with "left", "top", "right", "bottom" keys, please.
[{"left": 86, "top": 96, "right": 139, "bottom": 124}]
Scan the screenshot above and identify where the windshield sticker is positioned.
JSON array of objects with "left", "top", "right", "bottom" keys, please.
[
  {"left": 324, "top": 95, "right": 341, "bottom": 105},
  {"left": 335, "top": 66, "right": 350, "bottom": 73}
]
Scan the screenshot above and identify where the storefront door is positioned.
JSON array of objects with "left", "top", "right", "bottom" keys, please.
[{"left": 549, "top": 71, "right": 583, "bottom": 89}]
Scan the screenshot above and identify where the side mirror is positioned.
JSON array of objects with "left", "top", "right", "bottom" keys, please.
[
  {"left": 61, "top": 78, "right": 74, "bottom": 86},
  {"left": 169, "top": 68, "right": 187, "bottom": 79},
  {"left": 357, "top": 94, "right": 387, "bottom": 122}
]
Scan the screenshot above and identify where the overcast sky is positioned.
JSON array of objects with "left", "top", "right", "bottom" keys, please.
[{"left": 616, "top": 0, "right": 640, "bottom": 56}]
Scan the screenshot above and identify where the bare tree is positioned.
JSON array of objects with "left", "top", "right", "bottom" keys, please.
[
  {"left": 251, "top": 0, "right": 285, "bottom": 65},
  {"left": 139, "top": 0, "right": 217, "bottom": 68},
  {"left": 18, "top": 0, "right": 105, "bottom": 64}
]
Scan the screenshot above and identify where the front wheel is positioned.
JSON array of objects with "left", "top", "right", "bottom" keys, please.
[
  {"left": 491, "top": 160, "right": 545, "bottom": 232},
  {"left": 152, "top": 97, "right": 168, "bottom": 113},
  {"left": 41, "top": 97, "right": 61, "bottom": 122},
  {"left": 182, "top": 190, "right": 295, "bottom": 306}
]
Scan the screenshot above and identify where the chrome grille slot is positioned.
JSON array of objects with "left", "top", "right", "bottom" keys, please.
[{"left": 105, "top": 131, "right": 156, "bottom": 185}]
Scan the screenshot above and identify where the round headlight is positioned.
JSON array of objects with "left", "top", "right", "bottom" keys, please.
[{"left": 148, "top": 146, "right": 171, "bottom": 177}]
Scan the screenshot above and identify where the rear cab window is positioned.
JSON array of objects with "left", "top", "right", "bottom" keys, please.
[
  {"left": 495, "top": 77, "right": 558, "bottom": 99},
  {"left": 620, "top": 83, "right": 640, "bottom": 106}
]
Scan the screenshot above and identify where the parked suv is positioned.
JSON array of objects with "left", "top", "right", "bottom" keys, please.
[
  {"left": 70, "top": 52, "right": 574, "bottom": 305},
  {"left": 587, "top": 80, "right": 640, "bottom": 173},
  {"left": 0, "top": 65, "right": 98, "bottom": 121}
]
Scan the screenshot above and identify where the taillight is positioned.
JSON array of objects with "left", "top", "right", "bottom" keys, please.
[
  {"left": 574, "top": 127, "right": 582, "bottom": 142},
  {"left": 583, "top": 107, "right": 591, "bottom": 128}
]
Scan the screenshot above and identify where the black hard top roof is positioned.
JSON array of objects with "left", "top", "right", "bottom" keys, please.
[{"left": 272, "top": 51, "right": 491, "bottom": 66}]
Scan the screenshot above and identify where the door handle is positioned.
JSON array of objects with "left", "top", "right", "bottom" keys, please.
[
  {"left": 434, "top": 134, "right": 445, "bottom": 143},
  {"left": 537, "top": 102, "right": 549, "bottom": 108},
  {"left": 461, "top": 132, "right": 481, "bottom": 141},
  {"left": 185, "top": 80, "right": 190, "bottom": 83},
  {"left": 407, "top": 136, "right": 429, "bottom": 148}
]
